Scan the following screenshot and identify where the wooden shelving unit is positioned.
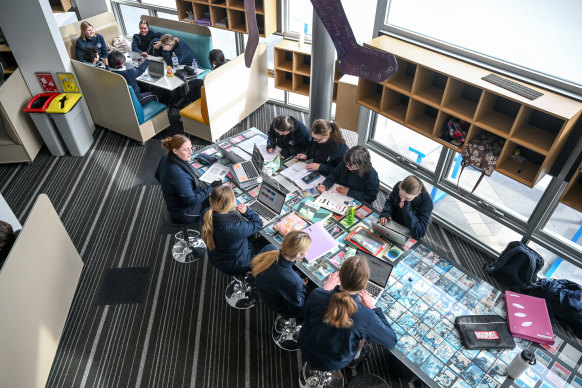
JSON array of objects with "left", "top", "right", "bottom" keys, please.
[
  {"left": 560, "top": 163, "right": 582, "bottom": 212},
  {"left": 175, "top": 0, "right": 276, "bottom": 38},
  {"left": 357, "top": 35, "right": 582, "bottom": 188},
  {"left": 49, "top": 0, "right": 73, "bottom": 12},
  {"left": 0, "top": 44, "right": 17, "bottom": 78},
  {"left": 273, "top": 39, "right": 342, "bottom": 102}
]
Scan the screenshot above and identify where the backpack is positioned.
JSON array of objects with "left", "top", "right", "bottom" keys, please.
[
  {"left": 483, "top": 241, "right": 544, "bottom": 292},
  {"left": 457, "top": 132, "right": 504, "bottom": 195}
]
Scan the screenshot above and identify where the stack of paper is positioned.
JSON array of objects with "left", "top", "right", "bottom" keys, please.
[
  {"left": 237, "top": 137, "right": 280, "bottom": 162},
  {"left": 280, "top": 162, "right": 325, "bottom": 190},
  {"left": 314, "top": 184, "right": 353, "bottom": 214},
  {"left": 199, "top": 163, "right": 230, "bottom": 184}
]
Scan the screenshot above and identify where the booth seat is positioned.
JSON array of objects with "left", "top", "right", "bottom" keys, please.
[
  {"left": 59, "top": 12, "right": 121, "bottom": 60},
  {"left": 128, "top": 86, "right": 167, "bottom": 125}
]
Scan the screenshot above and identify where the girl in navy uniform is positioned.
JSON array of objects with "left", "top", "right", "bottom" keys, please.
[
  {"left": 75, "top": 21, "right": 109, "bottom": 66},
  {"left": 159, "top": 34, "right": 197, "bottom": 67},
  {"left": 267, "top": 115, "right": 310, "bottom": 158},
  {"left": 379, "top": 175, "right": 433, "bottom": 240},
  {"left": 299, "top": 256, "right": 397, "bottom": 370},
  {"left": 317, "top": 145, "right": 379, "bottom": 203},
  {"left": 108, "top": 51, "right": 156, "bottom": 106},
  {"left": 296, "top": 119, "right": 349, "bottom": 176},
  {"left": 202, "top": 185, "right": 275, "bottom": 276},
  {"left": 131, "top": 20, "right": 163, "bottom": 57},
  {"left": 252, "top": 230, "right": 311, "bottom": 318}
]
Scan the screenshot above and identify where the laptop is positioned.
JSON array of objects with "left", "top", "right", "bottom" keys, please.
[
  {"left": 371, "top": 220, "right": 411, "bottom": 246},
  {"left": 138, "top": 60, "right": 165, "bottom": 82},
  {"left": 126, "top": 50, "right": 143, "bottom": 61},
  {"left": 247, "top": 181, "right": 286, "bottom": 222},
  {"left": 505, "top": 291, "right": 555, "bottom": 344},
  {"left": 230, "top": 144, "right": 263, "bottom": 188},
  {"left": 357, "top": 249, "right": 394, "bottom": 303}
]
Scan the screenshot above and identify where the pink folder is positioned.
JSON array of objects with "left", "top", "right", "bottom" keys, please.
[
  {"left": 303, "top": 222, "right": 337, "bottom": 262},
  {"left": 505, "top": 291, "right": 555, "bottom": 345}
]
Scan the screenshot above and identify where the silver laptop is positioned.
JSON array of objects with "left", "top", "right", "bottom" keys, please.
[
  {"left": 127, "top": 50, "right": 143, "bottom": 61},
  {"left": 138, "top": 60, "right": 165, "bottom": 82},
  {"left": 230, "top": 144, "right": 263, "bottom": 188},
  {"left": 371, "top": 220, "right": 411, "bottom": 246},
  {"left": 247, "top": 181, "right": 286, "bottom": 222},
  {"left": 357, "top": 250, "right": 394, "bottom": 303}
]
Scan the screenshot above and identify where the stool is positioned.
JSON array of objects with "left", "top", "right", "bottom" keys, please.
[
  {"left": 299, "top": 362, "right": 344, "bottom": 388},
  {"left": 162, "top": 209, "right": 206, "bottom": 263},
  {"left": 346, "top": 373, "right": 390, "bottom": 388},
  {"left": 225, "top": 272, "right": 260, "bottom": 309},
  {"left": 272, "top": 315, "right": 301, "bottom": 351}
]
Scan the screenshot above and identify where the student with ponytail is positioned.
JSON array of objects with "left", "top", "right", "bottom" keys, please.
[
  {"left": 252, "top": 230, "right": 312, "bottom": 318},
  {"left": 299, "top": 256, "right": 397, "bottom": 370},
  {"left": 202, "top": 185, "right": 275, "bottom": 275},
  {"left": 296, "top": 119, "right": 349, "bottom": 175},
  {"left": 379, "top": 175, "right": 433, "bottom": 240}
]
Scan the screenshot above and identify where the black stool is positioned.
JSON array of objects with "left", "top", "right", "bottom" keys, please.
[
  {"left": 299, "top": 362, "right": 344, "bottom": 388},
  {"left": 272, "top": 315, "right": 301, "bottom": 351},
  {"left": 225, "top": 272, "right": 260, "bottom": 309},
  {"left": 162, "top": 209, "right": 206, "bottom": 263},
  {"left": 346, "top": 374, "right": 390, "bottom": 388}
]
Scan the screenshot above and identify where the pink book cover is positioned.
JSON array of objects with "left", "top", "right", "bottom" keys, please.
[{"left": 505, "top": 291, "right": 555, "bottom": 345}]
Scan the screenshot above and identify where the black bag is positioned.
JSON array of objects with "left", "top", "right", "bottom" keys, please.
[
  {"left": 455, "top": 315, "right": 515, "bottom": 349},
  {"left": 483, "top": 241, "right": 544, "bottom": 292}
]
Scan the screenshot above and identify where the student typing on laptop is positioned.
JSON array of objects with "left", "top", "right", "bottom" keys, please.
[
  {"left": 379, "top": 175, "right": 434, "bottom": 240},
  {"left": 108, "top": 51, "right": 158, "bottom": 106}
]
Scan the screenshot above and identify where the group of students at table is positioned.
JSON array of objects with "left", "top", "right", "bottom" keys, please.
[
  {"left": 75, "top": 19, "right": 225, "bottom": 106},
  {"left": 154, "top": 116, "right": 434, "bottom": 371}
]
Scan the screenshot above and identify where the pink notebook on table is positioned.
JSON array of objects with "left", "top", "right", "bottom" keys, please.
[
  {"left": 505, "top": 291, "right": 555, "bottom": 345},
  {"left": 303, "top": 222, "right": 337, "bottom": 262}
]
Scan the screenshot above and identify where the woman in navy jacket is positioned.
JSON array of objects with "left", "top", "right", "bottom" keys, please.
[
  {"left": 267, "top": 115, "right": 310, "bottom": 158},
  {"left": 299, "top": 255, "right": 397, "bottom": 371},
  {"left": 160, "top": 34, "right": 197, "bottom": 67},
  {"left": 318, "top": 145, "right": 379, "bottom": 204},
  {"left": 297, "top": 119, "right": 349, "bottom": 176},
  {"left": 202, "top": 185, "right": 275, "bottom": 276},
  {"left": 75, "top": 21, "right": 108, "bottom": 66},
  {"left": 155, "top": 135, "right": 214, "bottom": 224},
  {"left": 132, "top": 20, "right": 163, "bottom": 57},
  {"left": 251, "top": 230, "right": 311, "bottom": 318},
  {"left": 108, "top": 51, "right": 156, "bottom": 106},
  {"left": 380, "top": 175, "right": 433, "bottom": 240}
]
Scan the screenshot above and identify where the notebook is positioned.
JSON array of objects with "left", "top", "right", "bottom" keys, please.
[
  {"left": 302, "top": 222, "right": 337, "bottom": 262},
  {"left": 505, "top": 291, "right": 555, "bottom": 345},
  {"left": 293, "top": 198, "right": 333, "bottom": 224},
  {"left": 273, "top": 212, "right": 308, "bottom": 236}
]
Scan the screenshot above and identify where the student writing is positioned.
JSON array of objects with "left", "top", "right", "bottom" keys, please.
[
  {"left": 267, "top": 115, "right": 310, "bottom": 158},
  {"left": 296, "top": 119, "right": 349, "bottom": 175}
]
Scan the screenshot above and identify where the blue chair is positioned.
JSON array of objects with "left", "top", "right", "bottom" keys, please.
[{"left": 128, "top": 86, "right": 168, "bottom": 125}]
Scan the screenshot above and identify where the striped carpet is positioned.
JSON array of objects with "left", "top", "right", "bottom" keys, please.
[{"left": 2, "top": 103, "right": 567, "bottom": 388}]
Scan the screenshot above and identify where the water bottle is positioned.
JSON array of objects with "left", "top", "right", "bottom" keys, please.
[
  {"left": 171, "top": 52, "right": 179, "bottom": 69},
  {"left": 506, "top": 349, "right": 536, "bottom": 379},
  {"left": 345, "top": 205, "right": 355, "bottom": 226},
  {"left": 401, "top": 277, "right": 413, "bottom": 298},
  {"left": 191, "top": 58, "right": 199, "bottom": 72}
]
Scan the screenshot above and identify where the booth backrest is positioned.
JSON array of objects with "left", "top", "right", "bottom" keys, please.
[
  {"left": 140, "top": 16, "right": 213, "bottom": 69},
  {"left": 59, "top": 12, "right": 121, "bottom": 60}
]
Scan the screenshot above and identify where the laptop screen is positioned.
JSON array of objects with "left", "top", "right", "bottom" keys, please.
[
  {"left": 148, "top": 60, "right": 165, "bottom": 76},
  {"left": 257, "top": 182, "right": 286, "bottom": 214},
  {"left": 252, "top": 144, "right": 265, "bottom": 171},
  {"left": 358, "top": 250, "right": 393, "bottom": 287}
]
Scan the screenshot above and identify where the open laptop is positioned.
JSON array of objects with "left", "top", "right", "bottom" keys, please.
[
  {"left": 357, "top": 250, "right": 394, "bottom": 303},
  {"left": 138, "top": 60, "right": 165, "bottom": 82},
  {"left": 247, "top": 181, "right": 286, "bottom": 222},
  {"left": 371, "top": 220, "right": 411, "bottom": 246},
  {"left": 230, "top": 144, "right": 264, "bottom": 188}
]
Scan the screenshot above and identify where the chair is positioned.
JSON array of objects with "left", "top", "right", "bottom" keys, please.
[
  {"left": 345, "top": 374, "right": 389, "bottom": 388},
  {"left": 128, "top": 86, "right": 168, "bottom": 125},
  {"left": 299, "top": 362, "right": 344, "bottom": 388},
  {"left": 272, "top": 314, "right": 301, "bottom": 351},
  {"left": 224, "top": 272, "right": 260, "bottom": 309},
  {"left": 161, "top": 208, "right": 206, "bottom": 263}
]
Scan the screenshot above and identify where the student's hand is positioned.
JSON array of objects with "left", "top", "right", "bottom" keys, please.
[
  {"left": 103, "top": 58, "right": 108, "bottom": 66},
  {"left": 140, "top": 52, "right": 148, "bottom": 57},
  {"left": 317, "top": 184, "right": 327, "bottom": 193},
  {"left": 323, "top": 272, "right": 340, "bottom": 290},
  {"left": 358, "top": 289, "right": 376, "bottom": 309},
  {"left": 399, "top": 200, "right": 406, "bottom": 208},
  {"left": 306, "top": 163, "right": 320, "bottom": 171},
  {"left": 153, "top": 41, "right": 162, "bottom": 49},
  {"left": 296, "top": 153, "right": 306, "bottom": 160},
  {"left": 334, "top": 186, "right": 348, "bottom": 195},
  {"left": 303, "top": 277, "right": 309, "bottom": 286},
  {"left": 162, "top": 44, "right": 172, "bottom": 51},
  {"left": 236, "top": 204, "right": 247, "bottom": 214},
  {"left": 379, "top": 216, "right": 391, "bottom": 226},
  {"left": 267, "top": 147, "right": 274, "bottom": 154}
]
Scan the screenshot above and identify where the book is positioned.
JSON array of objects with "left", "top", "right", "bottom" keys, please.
[
  {"left": 273, "top": 212, "right": 308, "bottom": 237},
  {"left": 293, "top": 198, "right": 333, "bottom": 224},
  {"left": 344, "top": 226, "right": 391, "bottom": 258},
  {"left": 314, "top": 184, "right": 353, "bottom": 214},
  {"left": 303, "top": 222, "right": 338, "bottom": 262},
  {"left": 505, "top": 291, "right": 554, "bottom": 345}
]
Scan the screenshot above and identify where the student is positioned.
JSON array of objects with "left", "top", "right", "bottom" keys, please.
[
  {"left": 0, "top": 221, "right": 20, "bottom": 270},
  {"left": 159, "top": 34, "right": 197, "bottom": 67},
  {"left": 185, "top": 49, "right": 227, "bottom": 103},
  {"left": 299, "top": 256, "right": 397, "bottom": 370},
  {"left": 209, "top": 49, "right": 226, "bottom": 69},
  {"left": 297, "top": 119, "right": 349, "bottom": 175},
  {"left": 267, "top": 115, "right": 310, "bottom": 158},
  {"left": 202, "top": 185, "right": 275, "bottom": 276},
  {"left": 155, "top": 134, "right": 218, "bottom": 224},
  {"left": 132, "top": 20, "right": 163, "bottom": 57},
  {"left": 108, "top": 51, "right": 156, "bottom": 106},
  {"left": 252, "top": 230, "right": 311, "bottom": 318},
  {"left": 75, "top": 21, "right": 108, "bottom": 66},
  {"left": 81, "top": 46, "right": 106, "bottom": 69},
  {"left": 379, "top": 175, "right": 434, "bottom": 240},
  {"left": 317, "top": 145, "right": 379, "bottom": 203}
]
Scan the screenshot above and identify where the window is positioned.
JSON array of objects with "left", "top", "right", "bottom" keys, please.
[
  {"left": 119, "top": 4, "right": 150, "bottom": 36},
  {"left": 156, "top": 11, "right": 178, "bottom": 21}
]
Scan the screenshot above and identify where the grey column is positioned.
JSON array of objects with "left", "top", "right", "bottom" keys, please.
[
  {"left": 308, "top": 9, "right": 335, "bottom": 127},
  {"left": 72, "top": 0, "right": 108, "bottom": 20}
]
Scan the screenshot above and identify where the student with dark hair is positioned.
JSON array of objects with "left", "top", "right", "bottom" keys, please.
[
  {"left": 202, "top": 185, "right": 275, "bottom": 275},
  {"left": 159, "top": 34, "right": 197, "bottom": 66},
  {"left": 0, "top": 221, "right": 20, "bottom": 269},
  {"left": 267, "top": 115, "right": 310, "bottom": 158},
  {"left": 297, "top": 119, "right": 349, "bottom": 175},
  {"left": 75, "top": 21, "right": 108, "bottom": 66},
  {"left": 132, "top": 20, "right": 163, "bottom": 57},
  {"left": 209, "top": 49, "right": 226, "bottom": 69},
  {"left": 81, "top": 46, "right": 106, "bottom": 69},
  {"left": 380, "top": 175, "right": 434, "bottom": 240},
  {"left": 318, "top": 145, "right": 379, "bottom": 203},
  {"left": 299, "top": 256, "right": 397, "bottom": 370},
  {"left": 108, "top": 51, "right": 156, "bottom": 106}
]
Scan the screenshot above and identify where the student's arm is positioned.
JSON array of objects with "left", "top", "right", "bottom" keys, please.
[
  {"left": 347, "top": 169, "right": 379, "bottom": 203},
  {"left": 236, "top": 207, "right": 263, "bottom": 238},
  {"left": 267, "top": 122, "right": 277, "bottom": 150},
  {"left": 162, "top": 50, "right": 172, "bottom": 66},
  {"left": 319, "top": 143, "right": 348, "bottom": 175},
  {"left": 130, "top": 60, "right": 150, "bottom": 77},
  {"left": 367, "top": 308, "right": 398, "bottom": 349},
  {"left": 400, "top": 193, "right": 434, "bottom": 239},
  {"left": 322, "top": 162, "right": 341, "bottom": 190},
  {"left": 379, "top": 186, "right": 398, "bottom": 219},
  {"left": 98, "top": 34, "right": 108, "bottom": 58},
  {"left": 283, "top": 280, "right": 308, "bottom": 316},
  {"left": 284, "top": 121, "right": 310, "bottom": 157},
  {"left": 75, "top": 39, "right": 85, "bottom": 62},
  {"left": 173, "top": 171, "right": 211, "bottom": 207}
]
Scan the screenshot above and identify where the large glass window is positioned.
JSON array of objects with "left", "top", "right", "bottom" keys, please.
[{"left": 119, "top": 4, "right": 150, "bottom": 36}]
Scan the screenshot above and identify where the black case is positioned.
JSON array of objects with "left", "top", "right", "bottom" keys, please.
[{"left": 454, "top": 315, "right": 516, "bottom": 349}]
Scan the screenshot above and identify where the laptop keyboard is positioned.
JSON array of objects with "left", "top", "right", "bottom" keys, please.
[
  {"left": 365, "top": 283, "right": 382, "bottom": 298},
  {"left": 250, "top": 201, "right": 277, "bottom": 220},
  {"left": 242, "top": 162, "right": 259, "bottom": 179}
]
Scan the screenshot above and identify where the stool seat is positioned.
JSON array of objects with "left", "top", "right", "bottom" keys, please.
[
  {"left": 272, "top": 315, "right": 301, "bottom": 351},
  {"left": 160, "top": 208, "right": 205, "bottom": 263},
  {"left": 299, "top": 362, "right": 344, "bottom": 388},
  {"left": 346, "top": 374, "right": 389, "bottom": 388},
  {"left": 225, "top": 272, "right": 260, "bottom": 309}
]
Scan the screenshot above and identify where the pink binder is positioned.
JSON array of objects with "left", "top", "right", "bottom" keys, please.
[
  {"left": 303, "top": 222, "right": 337, "bottom": 262},
  {"left": 505, "top": 291, "right": 555, "bottom": 345}
]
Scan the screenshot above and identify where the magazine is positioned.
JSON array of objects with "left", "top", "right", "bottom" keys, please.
[{"left": 345, "top": 226, "right": 391, "bottom": 257}]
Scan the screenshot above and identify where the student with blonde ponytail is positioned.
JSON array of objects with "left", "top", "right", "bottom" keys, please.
[
  {"left": 297, "top": 119, "right": 349, "bottom": 175},
  {"left": 299, "top": 256, "right": 397, "bottom": 371},
  {"left": 252, "top": 230, "right": 312, "bottom": 318},
  {"left": 202, "top": 185, "right": 275, "bottom": 275}
]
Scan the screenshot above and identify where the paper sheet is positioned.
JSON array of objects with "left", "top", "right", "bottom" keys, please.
[
  {"left": 199, "top": 163, "right": 230, "bottom": 184},
  {"left": 280, "top": 162, "right": 325, "bottom": 190},
  {"left": 314, "top": 184, "right": 353, "bottom": 214},
  {"left": 237, "top": 137, "right": 280, "bottom": 162},
  {"left": 231, "top": 146, "right": 251, "bottom": 161}
]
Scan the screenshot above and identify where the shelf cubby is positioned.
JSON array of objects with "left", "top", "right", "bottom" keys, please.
[
  {"left": 274, "top": 70, "right": 293, "bottom": 92},
  {"left": 385, "top": 58, "right": 416, "bottom": 93},
  {"left": 210, "top": 0, "right": 226, "bottom": 4},
  {"left": 497, "top": 142, "right": 545, "bottom": 186},
  {"left": 176, "top": 1, "right": 195, "bottom": 22},
  {"left": 293, "top": 74, "right": 311, "bottom": 95},
  {"left": 227, "top": 9, "right": 247, "bottom": 33},
  {"left": 193, "top": 0, "right": 210, "bottom": 3},
  {"left": 380, "top": 88, "right": 409, "bottom": 124},
  {"left": 209, "top": 5, "right": 228, "bottom": 28},
  {"left": 194, "top": 3, "right": 211, "bottom": 22},
  {"left": 511, "top": 107, "right": 565, "bottom": 155},
  {"left": 293, "top": 53, "right": 311, "bottom": 76},
  {"left": 406, "top": 99, "right": 438, "bottom": 137},
  {"left": 442, "top": 79, "right": 482, "bottom": 122},
  {"left": 434, "top": 112, "right": 469, "bottom": 152},
  {"left": 412, "top": 67, "right": 448, "bottom": 107},
  {"left": 356, "top": 79, "right": 383, "bottom": 111},
  {"left": 560, "top": 165, "right": 582, "bottom": 211},
  {"left": 274, "top": 48, "right": 293, "bottom": 72},
  {"left": 226, "top": 0, "right": 244, "bottom": 10},
  {"left": 474, "top": 92, "right": 521, "bottom": 137},
  {"left": 49, "top": 0, "right": 72, "bottom": 12}
]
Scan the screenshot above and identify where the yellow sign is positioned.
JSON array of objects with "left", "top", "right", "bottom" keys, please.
[{"left": 57, "top": 72, "right": 79, "bottom": 93}]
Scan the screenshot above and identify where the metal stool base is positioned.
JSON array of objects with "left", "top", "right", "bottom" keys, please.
[
  {"left": 299, "top": 362, "right": 344, "bottom": 388},
  {"left": 225, "top": 278, "right": 259, "bottom": 309},
  {"left": 272, "top": 315, "right": 301, "bottom": 351},
  {"left": 172, "top": 229, "right": 206, "bottom": 263}
]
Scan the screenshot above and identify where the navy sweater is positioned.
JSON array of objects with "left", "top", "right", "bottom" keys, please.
[
  {"left": 75, "top": 34, "right": 108, "bottom": 63},
  {"left": 131, "top": 31, "right": 163, "bottom": 54},
  {"left": 255, "top": 256, "right": 307, "bottom": 317},
  {"left": 110, "top": 60, "right": 149, "bottom": 96},
  {"left": 162, "top": 40, "right": 196, "bottom": 66},
  {"left": 305, "top": 139, "right": 349, "bottom": 175},
  {"left": 322, "top": 161, "right": 380, "bottom": 204},
  {"left": 380, "top": 181, "right": 434, "bottom": 240},
  {"left": 206, "top": 209, "right": 263, "bottom": 276},
  {"left": 267, "top": 117, "right": 310, "bottom": 158},
  {"left": 299, "top": 286, "right": 397, "bottom": 371}
]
